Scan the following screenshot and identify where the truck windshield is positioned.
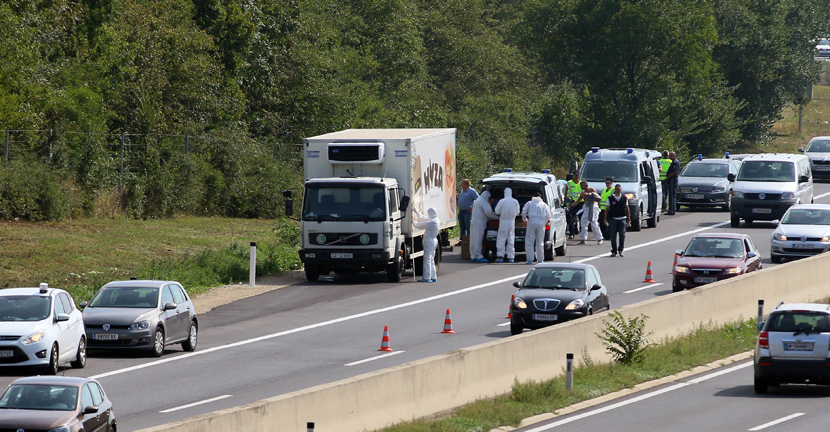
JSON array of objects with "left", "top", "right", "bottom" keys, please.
[
  {"left": 303, "top": 186, "right": 387, "bottom": 221},
  {"left": 737, "top": 161, "right": 794, "bottom": 182},
  {"left": 581, "top": 162, "right": 637, "bottom": 182},
  {"left": 681, "top": 163, "right": 728, "bottom": 178}
]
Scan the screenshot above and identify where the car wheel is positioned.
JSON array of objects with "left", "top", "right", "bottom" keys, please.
[
  {"left": 182, "top": 321, "right": 198, "bottom": 352},
  {"left": 754, "top": 376, "right": 768, "bottom": 394},
  {"left": 544, "top": 239, "right": 554, "bottom": 261},
  {"left": 647, "top": 212, "right": 658, "bottom": 228},
  {"left": 510, "top": 318, "right": 522, "bottom": 336},
  {"left": 745, "top": 218, "right": 754, "bottom": 227},
  {"left": 555, "top": 237, "right": 567, "bottom": 256},
  {"left": 305, "top": 267, "right": 320, "bottom": 282},
  {"left": 771, "top": 254, "right": 783, "bottom": 264},
  {"left": 151, "top": 328, "right": 165, "bottom": 357},
  {"left": 730, "top": 214, "right": 740, "bottom": 228},
  {"left": 672, "top": 284, "right": 683, "bottom": 293},
  {"left": 45, "top": 343, "right": 59, "bottom": 375},
  {"left": 722, "top": 194, "right": 731, "bottom": 212},
  {"left": 630, "top": 209, "right": 643, "bottom": 231},
  {"left": 70, "top": 337, "right": 86, "bottom": 368}
]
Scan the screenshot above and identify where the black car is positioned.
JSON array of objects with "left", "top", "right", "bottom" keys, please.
[
  {"left": 0, "top": 376, "right": 116, "bottom": 432},
  {"left": 510, "top": 263, "right": 610, "bottom": 335},
  {"left": 677, "top": 156, "right": 741, "bottom": 211}
]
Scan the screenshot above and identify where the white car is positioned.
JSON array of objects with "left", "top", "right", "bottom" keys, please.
[
  {"left": 0, "top": 284, "right": 86, "bottom": 374},
  {"left": 770, "top": 204, "right": 830, "bottom": 263}
]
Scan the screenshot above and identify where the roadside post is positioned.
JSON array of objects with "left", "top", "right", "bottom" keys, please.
[
  {"left": 250, "top": 241, "right": 257, "bottom": 287},
  {"left": 565, "top": 353, "right": 574, "bottom": 390},
  {"left": 757, "top": 299, "right": 764, "bottom": 333},
  {"left": 307, "top": 422, "right": 315, "bottom": 432}
]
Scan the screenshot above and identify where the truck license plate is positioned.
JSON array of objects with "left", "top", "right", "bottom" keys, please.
[
  {"left": 0, "top": 350, "right": 13, "bottom": 358},
  {"left": 793, "top": 244, "right": 813, "bottom": 249},
  {"left": 94, "top": 334, "right": 118, "bottom": 341},
  {"left": 694, "top": 277, "right": 718, "bottom": 283},
  {"left": 686, "top": 194, "right": 703, "bottom": 199},
  {"left": 752, "top": 208, "right": 772, "bottom": 214},
  {"left": 785, "top": 342, "right": 814, "bottom": 351},
  {"left": 532, "top": 314, "right": 558, "bottom": 322},
  {"left": 815, "top": 166, "right": 830, "bottom": 171},
  {"left": 331, "top": 253, "right": 353, "bottom": 259}
]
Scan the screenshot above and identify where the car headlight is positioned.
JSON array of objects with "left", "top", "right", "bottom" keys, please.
[
  {"left": 624, "top": 193, "right": 636, "bottom": 200},
  {"left": 781, "top": 192, "right": 795, "bottom": 199},
  {"left": 674, "top": 266, "right": 690, "bottom": 274},
  {"left": 564, "top": 299, "right": 585, "bottom": 310},
  {"left": 711, "top": 186, "right": 726, "bottom": 193},
  {"left": 513, "top": 297, "right": 527, "bottom": 309},
  {"left": 48, "top": 426, "right": 71, "bottom": 432},
  {"left": 723, "top": 267, "right": 742, "bottom": 274},
  {"left": 732, "top": 191, "right": 744, "bottom": 198},
  {"left": 822, "top": 235, "right": 830, "bottom": 242},
  {"left": 773, "top": 233, "right": 787, "bottom": 241},
  {"left": 23, "top": 330, "right": 46, "bottom": 345},
  {"left": 127, "top": 320, "right": 151, "bottom": 331}
]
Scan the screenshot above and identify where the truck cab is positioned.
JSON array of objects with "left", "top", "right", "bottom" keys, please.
[
  {"left": 580, "top": 148, "right": 663, "bottom": 231},
  {"left": 480, "top": 170, "right": 568, "bottom": 260}
]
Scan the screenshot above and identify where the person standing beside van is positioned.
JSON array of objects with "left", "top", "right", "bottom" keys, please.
[
  {"left": 566, "top": 171, "right": 583, "bottom": 238},
  {"left": 599, "top": 178, "right": 614, "bottom": 238},
  {"left": 604, "top": 184, "right": 631, "bottom": 257},
  {"left": 456, "top": 179, "right": 478, "bottom": 242},
  {"left": 521, "top": 192, "right": 552, "bottom": 264},
  {"left": 660, "top": 150, "right": 671, "bottom": 210},
  {"left": 665, "top": 151, "right": 680, "bottom": 215}
]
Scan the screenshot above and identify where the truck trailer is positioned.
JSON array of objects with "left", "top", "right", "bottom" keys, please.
[{"left": 286, "top": 129, "right": 458, "bottom": 282}]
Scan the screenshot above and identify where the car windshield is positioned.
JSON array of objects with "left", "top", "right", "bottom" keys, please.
[
  {"left": 302, "top": 185, "right": 386, "bottom": 222},
  {"left": 89, "top": 287, "right": 159, "bottom": 308},
  {"left": 0, "top": 296, "right": 51, "bottom": 322},
  {"left": 806, "top": 140, "right": 830, "bottom": 153},
  {"left": 781, "top": 208, "right": 830, "bottom": 225},
  {"left": 681, "top": 163, "right": 728, "bottom": 178},
  {"left": 0, "top": 385, "right": 78, "bottom": 411},
  {"left": 580, "top": 162, "right": 638, "bottom": 182},
  {"left": 684, "top": 238, "right": 744, "bottom": 258},
  {"left": 767, "top": 312, "right": 830, "bottom": 333},
  {"left": 736, "top": 161, "right": 794, "bottom": 182},
  {"left": 522, "top": 268, "right": 585, "bottom": 290}
]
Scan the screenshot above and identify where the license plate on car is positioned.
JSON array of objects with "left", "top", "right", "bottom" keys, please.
[
  {"left": 686, "top": 194, "right": 704, "bottom": 199},
  {"left": 793, "top": 244, "right": 813, "bottom": 249},
  {"left": 785, "top": 342, "right": 814, "bottom": 351},
  {"left": 0, "top": 350, "right": 13, "bottom": 358},
  {"left": 752, "top": 208, "right": 772, "bottom": 214},
  {"left": 694, "top": 277, "right": 718, "bottom": 283},
  {"left": 532, "top": 314, "right": 558, "bottom": 322},
  {"left": 94, "top": 334, "right": 118, "bottom": 341},
  {"left": 815, "top": 166, "right": 830, "bottom": 171},
  {"left": 331, "top": 253, "right": 353, "bottom": 259}
]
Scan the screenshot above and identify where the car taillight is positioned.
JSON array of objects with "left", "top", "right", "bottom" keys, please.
[
  {"left": 545, "top": 221, "right": 550, "bottom": 230},
  {"left": 759, "top": 331, "right": 769, "bottom": 349}
]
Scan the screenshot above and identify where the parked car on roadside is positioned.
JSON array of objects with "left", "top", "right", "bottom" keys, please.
[
  {"left": 81, "top": 280, "right": 198, "bottom": 357},
  {"left": 672, "top": 233, "right": 762, "bottom": 292},
  {"left": 770, "top": 204, "right": 830, "bottom": 263},
  {"left": 0, "top": 284, "right": 86, "bottom": 374},
  {"left": 799, "top": 136, "right": 830, "bottom": 180},
  {"left": 677, "top": 155, "right": 741, "bottom": 211},
  {"left": 0, "top": 376, "right": 116, "bottom": 431},
  {"left": 509, "top": 263, "right": 609, "bottom": 335},
  {"left": 754, "top": 302, "right": 830, "bottom": 393}
]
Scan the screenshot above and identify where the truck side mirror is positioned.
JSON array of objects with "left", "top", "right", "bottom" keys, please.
[
  {"left": 799, "top": 175, "right": 810, "bottom": 183},
  {"left": 727, "top": 173, "right": 735, "bottom": 182},
  {"left": 284, "top": 198, "right": 293, "bottom": 217},
  {"left": 398, "top": 195, "right": 410, "bottom": 212}
]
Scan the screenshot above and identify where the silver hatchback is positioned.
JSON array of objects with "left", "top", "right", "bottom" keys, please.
[
  {"left": 80, "top": 280, "right": 198, "bottom": 356},
  {"left": 754, "top": 302, "right": 830, "bottom": 393}
]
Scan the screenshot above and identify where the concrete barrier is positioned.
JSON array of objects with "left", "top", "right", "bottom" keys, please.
[{"left": 137, "top": 253, "right": 830, "bottom": 432}]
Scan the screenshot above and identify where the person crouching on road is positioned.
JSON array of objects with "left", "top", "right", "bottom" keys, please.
[
  {"left": 521, "top": 192, "right": 551, "bottom": 265},
  {"left": 413, "top": 207, "right": 440, "bottom": 282},
  {"left": 494, "top": 187, "right": 520, "bottom": 263},
  {"left": 604, "top": 184, "right": 631, "bottom": 257},
  {"left": 570, "top": 181, "right": 603, "bottom": 245},
  {"left": 470, "top": 190, "right": 497, "bottom": 263}
]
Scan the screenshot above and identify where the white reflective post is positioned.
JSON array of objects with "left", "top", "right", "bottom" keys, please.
[
  {"left": 250, "top": 242, "right": 257, "bottom": 287},
  {"left": 565, "top": 353, "right": 574, "bottom": 390},
  {"left": 757, "top": 299, "right": 764, "bottom": 333},
  {"left": 307, "top": 422, "right": 315, "bottom": 432}
]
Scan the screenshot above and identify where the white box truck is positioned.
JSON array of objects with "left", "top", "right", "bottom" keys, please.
[{"left": 285, "top": 129, "right": 458, "bottom": 282}]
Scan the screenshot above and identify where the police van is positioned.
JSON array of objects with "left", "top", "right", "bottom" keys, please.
[
  {"left": 580, "top": 148, "right": 663, "bottom": 231},
  {"left": 480, "top": 169, "right": 568, "bottom": 260}
]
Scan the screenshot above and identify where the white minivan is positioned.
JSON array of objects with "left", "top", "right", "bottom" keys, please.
[{"left": 728, "top": 153, "right": 813, "bottom": 227}]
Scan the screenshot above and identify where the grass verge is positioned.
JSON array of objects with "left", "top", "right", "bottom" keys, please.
[{"left": 378, "top": 320, "right": 758, "bottom": 432}]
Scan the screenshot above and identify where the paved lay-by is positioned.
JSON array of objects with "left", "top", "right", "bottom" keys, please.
[{"left": 1, "top": 185, "right": 828, "bottom": 431}]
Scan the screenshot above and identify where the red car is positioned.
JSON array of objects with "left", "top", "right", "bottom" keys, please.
[{"left": 672, "top": 233, "right": 762, "bottom": 292}]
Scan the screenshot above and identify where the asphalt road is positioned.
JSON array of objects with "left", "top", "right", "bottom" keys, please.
[{"left": 4, "top": 184, "right": 830, "bottom": 431}]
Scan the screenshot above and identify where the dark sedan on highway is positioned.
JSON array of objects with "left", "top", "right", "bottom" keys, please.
[
  {"left": 677, "top": 156, "right": 741, "bottom": 211},
  {"left": 672, "top": 233, "right": 762, "bottom": 292},
  {"left": 510, "top": 263, "right": 609, "bottom": 335},
  {"left": 0, "top": 376, "right": 116, "bottom": 432}
]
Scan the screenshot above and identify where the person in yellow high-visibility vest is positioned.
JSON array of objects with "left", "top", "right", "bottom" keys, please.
[
  {"left": 565, "top": 171, "right": 583, "bottom": 238},
  {"left": 599, "top": 177, "right": 614, "bottom": 239},
  {"left": 659, "top": 150, "right": 671, "bottom": 210}
]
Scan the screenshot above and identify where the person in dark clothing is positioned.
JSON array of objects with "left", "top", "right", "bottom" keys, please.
[
  {"left": 664, "top": 151, "right": 680, "bottom": 215},
  {"left": 604, "top": 184, "right": 631, "bottom": 257}
]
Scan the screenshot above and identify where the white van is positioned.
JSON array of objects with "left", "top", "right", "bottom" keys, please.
[
  {"left": 728, "top": 153, "right": 813, "bottom": 227},
  {"left": 580, "top": 148, "right": 663, "bottom": 231}
]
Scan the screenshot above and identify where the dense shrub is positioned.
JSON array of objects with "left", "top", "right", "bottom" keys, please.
[{"left": 0, "top": 159, "right": 81, "bottom": 221}]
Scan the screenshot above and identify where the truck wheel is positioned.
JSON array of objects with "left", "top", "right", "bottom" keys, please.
[
  {"left": 387, "top": 256, "right": 403, "bottom": 282},
  {"left": 305, "top": 267, "right": 320, "bottom": 282},
  {"left": 555, "top": 237, "right": 567, "bottom": 256}
]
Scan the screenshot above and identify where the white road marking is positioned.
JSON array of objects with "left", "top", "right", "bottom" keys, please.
[
  {"left": 159, "top": 395, "right": 232, "bottom": 413},
  {"left": 623, "top": 283, "right": 663, "bottom": 294},
  {"left": 748, "top": 413, "right": 805, "bottom": 431},
  {"left": 345, "top": 351, "right": 404, "bottom": 366},
  {"left": 815, "top": 190, "right": 830, "bottom": 200},
  {"left": 497, "top": 321, "right": 511, "bottom": 327},
  {"left": 88, "top": 220, "right": 737, "bottom": 381}
]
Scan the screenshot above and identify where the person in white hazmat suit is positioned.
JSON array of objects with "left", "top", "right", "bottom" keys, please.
[
  {"left": 412, "top": 207, "right": 440, "bottom": 282},
  {"left": 470, "top": 190, "right": 497, "bottom": 263},
  {"left": 521, "top": 192, "right": 551, "bottom": 264},
  {"left": 494, "top": 187, "right": 520, "bottom": 263}
]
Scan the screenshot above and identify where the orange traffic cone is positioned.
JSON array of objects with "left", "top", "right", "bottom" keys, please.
[
  {"left": 378, "top": 325, "right": 393, "bottom": 351},
  {"left": 441, "top": 309, "right": 455, "bottom": 334},
  {"left": 670, "top": 253, "right": 678, "bottom": 274},
  {"left": 506, "top": 295, "right": 514, "bottom": 319},
  {"left": 643, "top": 261, "right": 656, "bottom": 283}
]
